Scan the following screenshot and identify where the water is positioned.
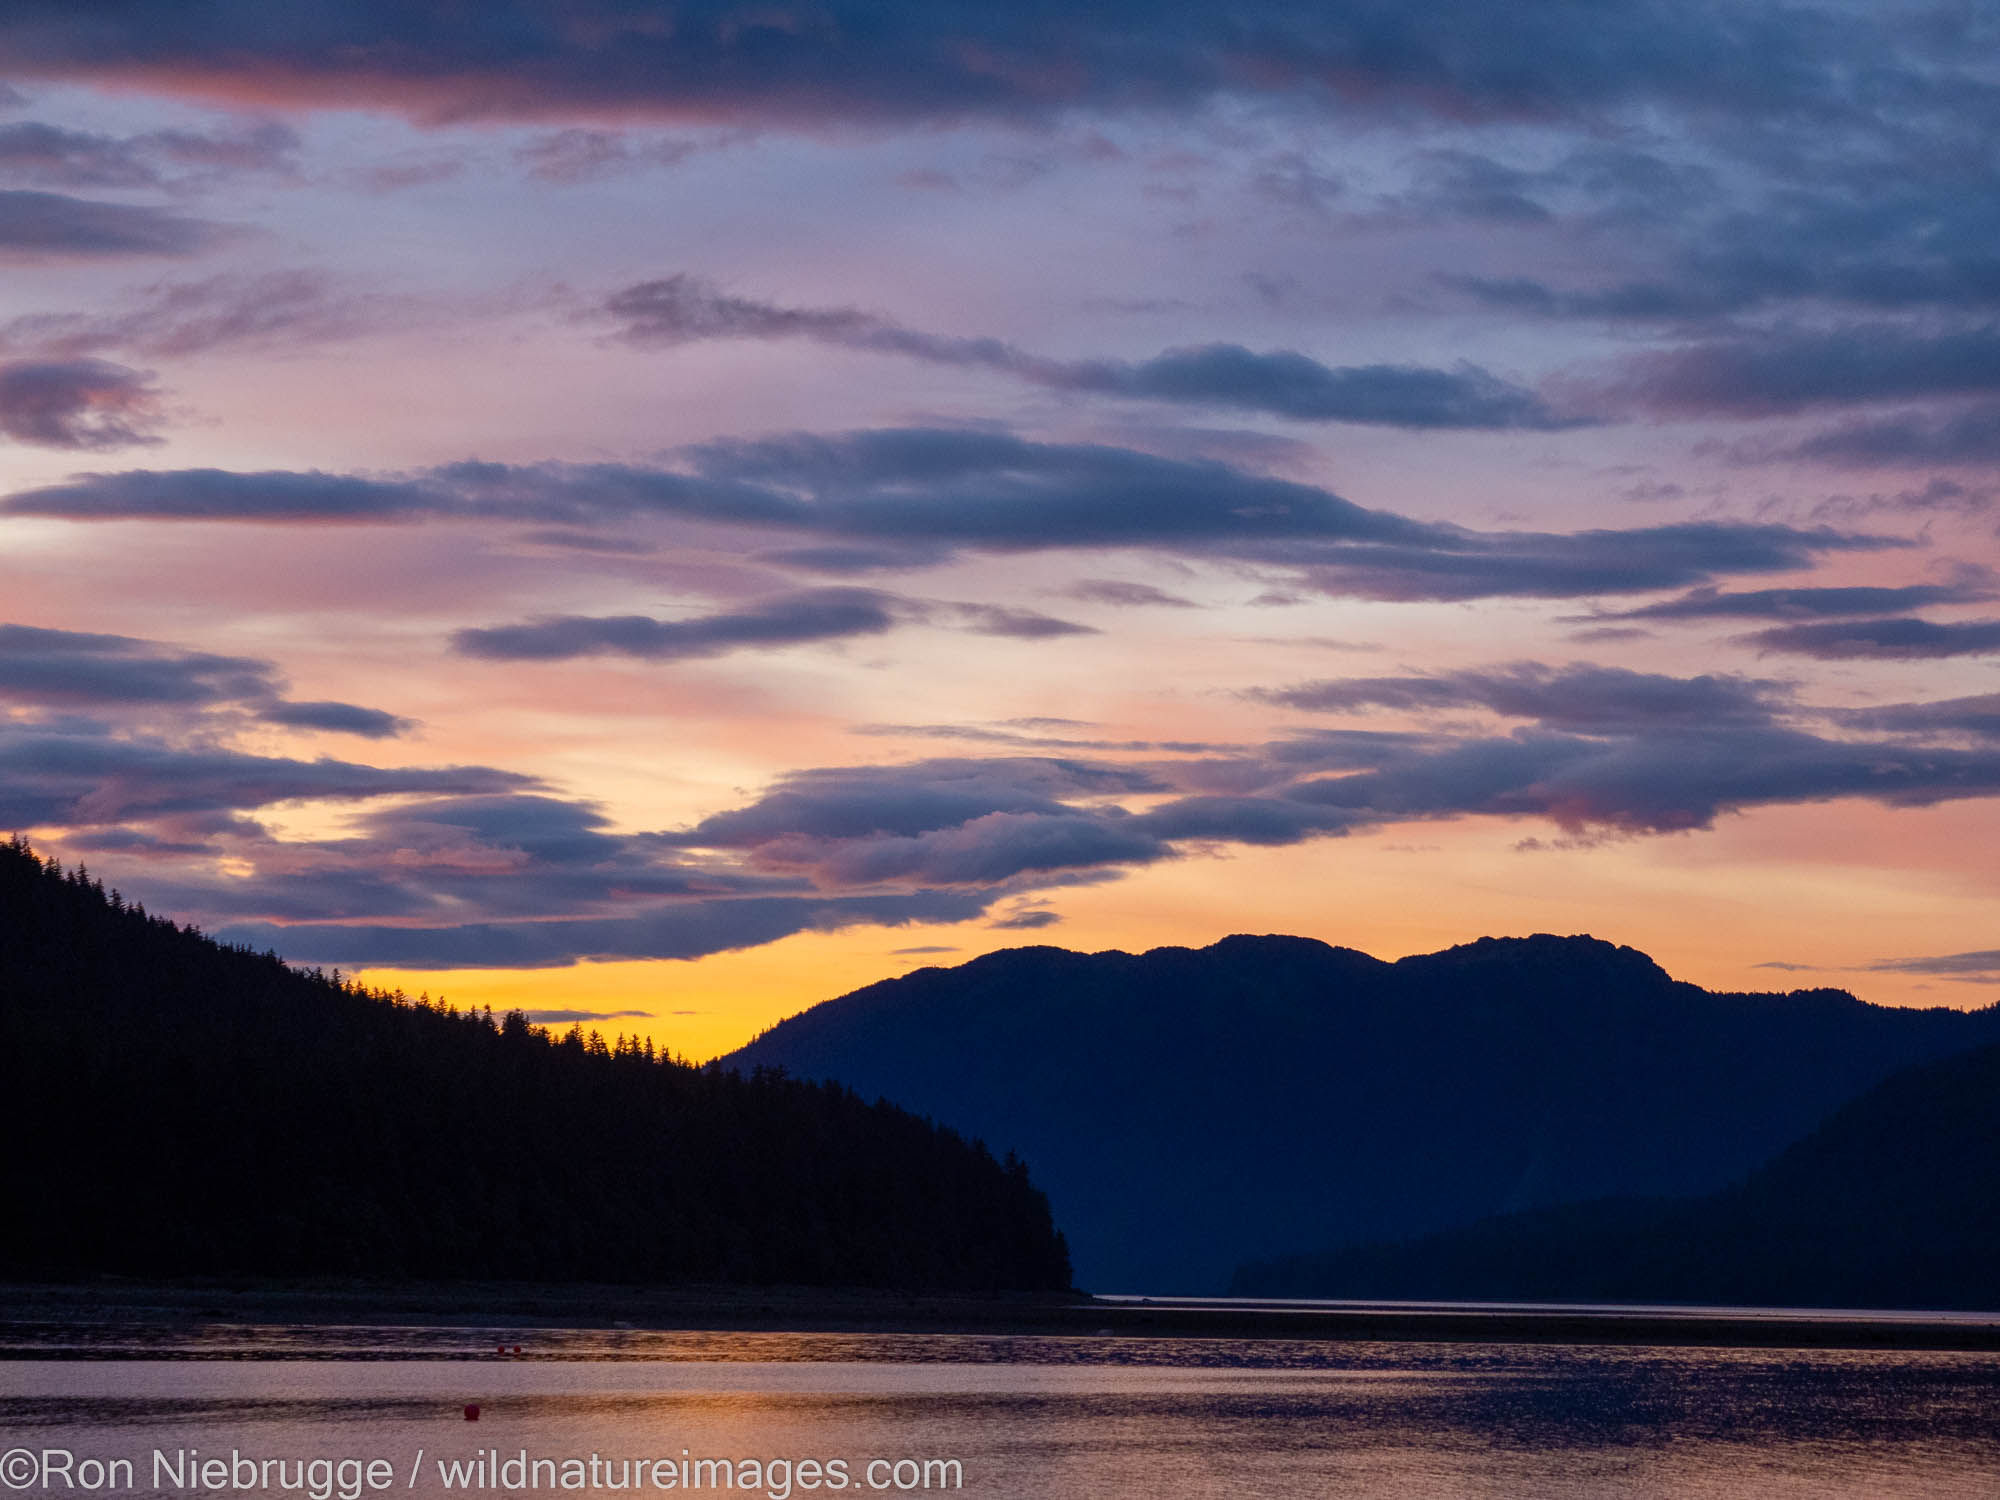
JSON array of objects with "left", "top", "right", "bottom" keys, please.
[{"left": 5, "top": 1327, "right": 1999, "bottom": 1498}]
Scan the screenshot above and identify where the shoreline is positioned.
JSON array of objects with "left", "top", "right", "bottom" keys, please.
[{"left": 5, "top": 1280, "right": 2000, "bottom": 1353}]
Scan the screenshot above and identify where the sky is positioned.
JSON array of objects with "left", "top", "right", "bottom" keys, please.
[{"left": 2, "top": 0, "right": 1999, "bottom": 1058}]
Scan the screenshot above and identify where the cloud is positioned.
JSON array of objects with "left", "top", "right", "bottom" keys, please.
[
  {"left": 1445, "top": 147, "right": 2000, "bottom": 327},
  {"left": 1804, "top": 478, "right": 1995, "bottom": 523},
  {"left": 681, "top": 707, "right": 2000, "bottom": 868},
  {"left": 0, "top": 120, "right": 156, "bottom": 187},
  {"left": 1266, "top": 521, "right": 1899, "bottom": 603},
  {"left": 852, "top": 721, "right": 1236, "bottom": 753},
  {"left": 1866, "top": 949, "right": 2000, "bottom": 982},
  {"left": 256, "top": 700, "right": 415, "bottom": 739},
  {"left": 515, "top": 128, "right": 718, "bottom": 182},
  {"left": 1, "top": 432, "right": 1899, "bottom": 603},
  {"left": 1402, "top": 143, "right": 1726, "bottom": 239},
  {"left": 677, "top": 757, "right": 1162, "bottom": 851},
  {"left": 605, "top": 275, "right": 883, "bottom": 344},
  {"left": 0, "top": 188, "right": 224, "bottom": 257},
  {"left": 1253, "top": 662, "right": 1791, "bottom": 734},
  {"left": 669, "top": 690, "right": 2000, "bottom": 884},
  {"left": 0, "top": 621, "right": 270, "bottom": 707},
  {"left": 1838, "top": 694, "right": 2000, "bottom": 740},
  {"left": 1598, "top": 325, "right": 2000, "bottom": 417},
  {"left": 148, "top": 708, "right": 1996, "bottom": 964},
  {"left": 38, "top": 779, "right": 1004, "bottom": 968},
  {"left": 451, "top": 588, "right": 1093, "bottom": 662},
  {"left": 605, "top": 275, "right": 1572, "bottom": 430},
  {"left": 1279, "top": 725, "right": 2000, "bottom": 835},
  {"left": 989, "top": 908, "right": 1060, "bottom": 930},
  {"left": 139, "top": 119, "right": 298, "bottom": 176},
  {"left": 1132, "top": 793, "right": 1359, "bottom": 845},
  {"left": 685, "top": 427, "right": 1439, "bottom": 548},
  {"left": 643, "top": 758, "right": 1181, "bottom": 894},
  {"left": 0, "top": 271, "right": 427, "bottom": 360},
  {"left": 0, "top": 0, "right": 1947, "bottom": 140},
  {"left": 5, "top": 465, "right": 443, "bottom": 519},
  {"left": 940, "top": 602, "right": 1094, "bottom": 638},
  {"left": 0, "top": 721, "right": 531, "bottom": 830},
  {"left": 213, "top": 888, "right": 996, "bottom": 969},
  {"left": 0, "top": 358, "right": 162, "bottom": 448},
  {"left": 0, "top": 2, "right": 1832, "bottom": 123},
  {"left": 1061, "top": 579, "right": 1197, "bottom": 608},
  {"left": 0, "top": 621, "right": 413, "bottom": 736},
  {"left": 1566, "top": 626, "right": 1652, "bottom": 643},
  {"left": 783, "top": 809, "right": 1169, "bottom": 888},
  {"left": 0, "top": 117, "right": 296, "bottom": 189},
  {"left": 1061, "top": 346, "right": 1571, "bottom": 429},
  {"left": 1741, "top": 616, "right": 2000, "bottom": 659},
  {"left": 1585, "top": 580, "right": 1996, "bottom": 623},
  {"left": 1402, "top": 149, "right": 1555, "bottom": 224},
  {"left": 362, "top": 795, "right": 632, "bottom": 870},
  {"left": 72, "top": 791, "right": 799, "bottom": 926},
  {"left": 41, "top": 658, "right": 2000, "bottom": 969},
  {"left": 1257, "top": 728, "right": 1443, "bottom": 773},
  {"left": 1788, "top": 403, "right": 2000, "bottom": 466},
  {"left": 5, "top": 432, "right": 1437, "bottom": 543},
  {"left": 453, "top": 588, "right": 901, "bottom": 662},
  {"left": 343, "top": 155, "right": 468, "bottom": 194},
  {"left": 757, "top": 542, "right": 954, "bottom": 574}
]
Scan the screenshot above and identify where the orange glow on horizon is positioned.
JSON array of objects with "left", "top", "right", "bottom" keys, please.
[{"left": 356, "top": 798, "right": 2000, "bottom": 1067}]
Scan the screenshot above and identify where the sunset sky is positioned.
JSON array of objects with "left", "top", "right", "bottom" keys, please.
[{"left": 3, "top": 1, "right": 1998, "bottom": 1058}]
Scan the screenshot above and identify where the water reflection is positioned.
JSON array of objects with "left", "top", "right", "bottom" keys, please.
[{"left": 3, "top": 1336, "right": 1997, "bottom": 1498}]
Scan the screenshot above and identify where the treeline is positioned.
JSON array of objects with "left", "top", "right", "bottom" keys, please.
[{"left": 0, "top": 838, "right": 1070, "bottom": 1290}]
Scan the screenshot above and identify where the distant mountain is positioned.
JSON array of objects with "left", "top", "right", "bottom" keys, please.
[
  {"left": 727, "top": 934, "right": 2000, "bottom": 1292},
  {"left": 0, "top": 839, "right": 1069, "bottom": 1290},
  {"left": 1233, "top": 1039, "right": 2000, "bottom": 1311}
]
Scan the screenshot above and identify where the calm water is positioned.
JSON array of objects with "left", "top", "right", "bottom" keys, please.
[{"left": 4, "top": 1327, "right": 1999, "bottom": 1498}]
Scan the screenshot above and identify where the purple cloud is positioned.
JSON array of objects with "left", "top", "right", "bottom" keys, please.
[
  {"left": 0, "top": 1, "right": 1904, "bottom": 130},
  {"left": 0, "top": 358, "right": 162, "bottom": 448},
  {"left": 1741, "top": 617, "right": 2000, "bottom": 660},
  {"left": 0, "top": 188, "right": 224, "bottom": 257},
  {"left": 2, "top": 435, "right": 1898, "bottom": 604},
  {"left": 606, "top": 275, "right": 1573, "bottom": 430},
  {"left": 0, "top": 621, "right": 414, "bottom": 734}
]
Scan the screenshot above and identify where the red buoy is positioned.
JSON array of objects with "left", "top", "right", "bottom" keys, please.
[{"left": 464, "top": 1404, "right": 480, "bottom": 1422}]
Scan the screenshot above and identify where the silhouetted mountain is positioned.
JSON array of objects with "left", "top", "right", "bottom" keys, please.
[
  {"left": 0, "top": 839, "right": 1069, "bottom": 1290},
  {"left": 727, "top": 934, "right": 2000, "bottom": 1291},
  {"left": 1233, "top": 1039, "right": 2000, "bottom": 1310}
]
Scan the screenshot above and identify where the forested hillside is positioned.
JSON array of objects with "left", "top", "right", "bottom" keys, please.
[{"left": 0, "top": 839, "right": 1070, "bottom": 1290}]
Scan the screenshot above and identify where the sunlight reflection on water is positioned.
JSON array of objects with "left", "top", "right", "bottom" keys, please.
[{"left": 4, "top": 1332, "right": 1999, "bottom": 1498}]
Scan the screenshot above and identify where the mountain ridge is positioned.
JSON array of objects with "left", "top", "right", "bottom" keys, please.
[
  {"left": 1233, "top": 1037, "right": 2000, "bottom": 1310},
  {"left": 729, "top": 931, "right": 2000, "bottom": 1292}
]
